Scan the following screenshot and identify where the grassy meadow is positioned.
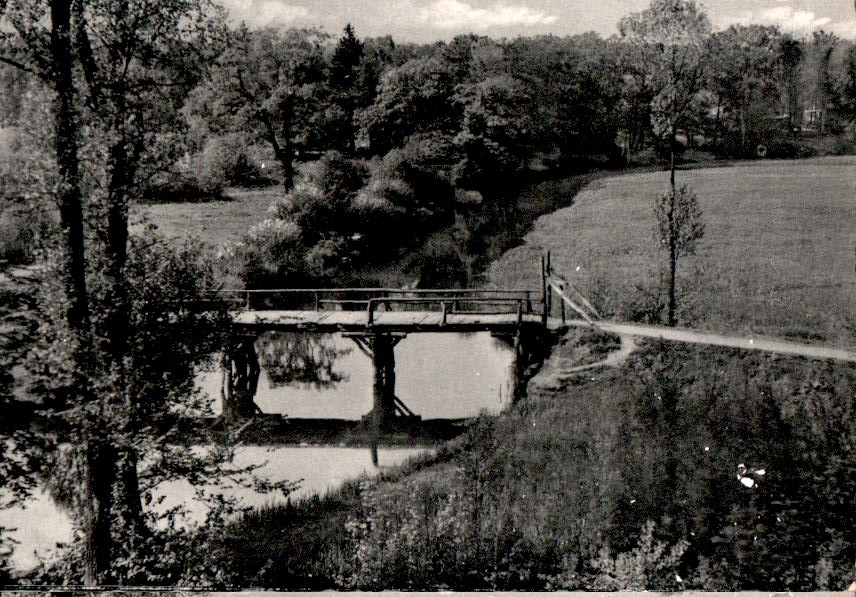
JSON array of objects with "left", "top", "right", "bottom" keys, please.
[
  {"left": 489, "top": 156, "right": 856, "bottom": 344},
  {"left": 133, "top": 187, "right": 281, "bottom": 250}
]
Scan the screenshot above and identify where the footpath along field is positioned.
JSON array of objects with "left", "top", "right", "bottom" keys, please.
[{"left": 490, "top": 156, "right": 856, "bottom": 345}]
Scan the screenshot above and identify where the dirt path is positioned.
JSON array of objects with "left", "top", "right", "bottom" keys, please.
[
  {"left": 565, "top": 319, "right": 856, "bottom": 363},
  {"left": 530, "top": 334, "right": 638, "bottom": 392}
]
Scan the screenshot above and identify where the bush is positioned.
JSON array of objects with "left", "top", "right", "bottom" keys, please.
[
  {"left": 193, "top": 134, "right": 273, "bottom": 191},
  {"left": 221, "top": 218, "right": 309, "bottom": 289},
  {"left": 302, "top": 151, "right": 369, "bottom": 208},
  {"left": 0, "top": 204, "right": 35, "bottom": 264},
  {"left": 267, "top": 182, "right": 347, "bottom": 246},
  {"left": 765, "top": 138, "right": 816, "bottom": 159}
]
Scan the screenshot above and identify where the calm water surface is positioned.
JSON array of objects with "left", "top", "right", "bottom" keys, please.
[{"left": 2, "top": 332, "right": 513, "bottom": 571}]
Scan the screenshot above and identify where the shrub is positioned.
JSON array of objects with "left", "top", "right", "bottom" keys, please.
[
  {"left": 0, "top": 204, "right": 35, "bottom": 263},
  {"left": 221, "top": 218, "right": 309, "bottom": 289},
  {"left": 193, "top": 134, "right": 272, "bottom": 191},
  {"left": 765, "top": 138, "right": 816, "bottom": 159},
  {"left": 302, "top": 151, "right": 369, "bottom": 209}
]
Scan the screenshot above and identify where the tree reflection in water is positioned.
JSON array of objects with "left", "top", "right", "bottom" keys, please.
[{"left": 258, "top": 331, "right": 351, "bottom": 390}]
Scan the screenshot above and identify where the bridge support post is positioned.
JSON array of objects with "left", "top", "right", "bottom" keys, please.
[
  {"left": 222, "top": 335, "right": 261, "bottom": 420},
  {"left": 346, "top": 332, "right": 411, "bottom": 428},
  {"left": 495, "top": 326, "right": 551, "bottom": 404},
  {"left": 371, "top": 333, "right": 397, "bottom": 426}
]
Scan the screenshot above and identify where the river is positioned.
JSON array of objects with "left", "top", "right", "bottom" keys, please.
[{"left": 0, "top": 331, "right": 514, "bottom": 572}]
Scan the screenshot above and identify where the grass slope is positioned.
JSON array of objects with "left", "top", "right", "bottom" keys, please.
[
  {"left": 133, "top": 187, "right": 281, "bottom": 250},
  {"left": 489, "top": 156, "right": 856, "bottom": 344}
]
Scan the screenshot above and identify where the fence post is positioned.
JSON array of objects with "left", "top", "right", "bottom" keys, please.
[
  {"left": 540, "top": 255, "right": 547, "bottom": 326},
  {"left": 367, "top": 299, "right": 375, "bottom": 325},
  {"left": 245, "top": 291, "right": 251, "bottom": 310},
  {"left": 546, "top": 250, "right": 552, "bottom": 316},
  {"left": 314, "top": 292, "right": 320, "bottom": 311},
  {"left": 441, "top": 301, "right": 447, "bottom": 325}
]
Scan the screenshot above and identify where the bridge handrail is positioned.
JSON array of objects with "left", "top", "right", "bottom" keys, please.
[
  {"left": 207, "top": 287, "right": 539, "bottom": 314},
  {"left": 210, "top": 287, "right": 535, "bottom": 295},
  {"left": 366, "top": 296, "right": 527, "bottom": 326}
]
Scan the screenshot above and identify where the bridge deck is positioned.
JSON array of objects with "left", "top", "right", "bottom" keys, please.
[{"left": 233, "top": 310, "right": 564, "bottom": 333}]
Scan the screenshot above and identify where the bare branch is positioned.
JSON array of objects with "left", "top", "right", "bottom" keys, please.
[{"left": 0, "top": 53, "right": 37, "bottom": 75}]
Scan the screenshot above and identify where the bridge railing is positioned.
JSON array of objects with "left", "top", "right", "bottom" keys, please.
[{"left": 210, "top": 287, "right": 540, "bottom": 316}]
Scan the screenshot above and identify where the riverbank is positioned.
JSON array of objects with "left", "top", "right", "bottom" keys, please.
[
  {"left": 201, "top": 155, "right": 856, "bottom": 591},
  {"left": 8, "top": 156, "right": 856, "bottom": 588}
]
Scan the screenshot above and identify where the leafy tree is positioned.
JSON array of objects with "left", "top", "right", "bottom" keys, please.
[
  {"left": 619, "top": 0, "right": 710, "bottom": 326},
  {"left": 804, "top": 31, "right": 839, "bottom": 136},
  {"left": 453, "top": 75, "right": 532, "bottom": 189},
  {"left": 356, "top": 54, "right": 458, "bottom": 155},
  {"left": 327, "top": 24, "right": 365, "bottom": 154},
  {"left": 0, "top": 0, "right": 257, "bottom": 585},
  {"left": 777, "top": 34, "right": 803, "bottom": 135},
  {"left": 708, "top": 25, "right": 782, "bottom": 153},
  {"left": 838, "top": 44, "right": 856, "bottom": 136},
  {"left": 187, "top": 26, "right": 328, "bottom": 190},
  {"left": 653, "top": 184, "right": 704, "bottom": 322}
]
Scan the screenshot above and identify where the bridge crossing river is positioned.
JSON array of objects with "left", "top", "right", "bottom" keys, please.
[
  {"left": 216, "top": 254, "right": 856, "bottom": 430},
  {"left": 218, "top": 283, "right": 558, "bottom": 427}
]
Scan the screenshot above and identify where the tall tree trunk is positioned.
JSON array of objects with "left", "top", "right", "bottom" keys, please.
[
  {"left": 50, "top": 0, "right": 89, "bottom": 340},
  {"left": 262, "top": 116, "right": 294, "bottom": 191},
  {"left": 713, "top": 99, "right": 721, "bottom": 146},
  {"left": 49, "top": 0, "right": 113, "bottom": 585},
  {"left": 105, "top": 127, "right": 148, "bottom": 550},
  {"left": 84, "top": 440, "right": 117, "bottom": 585}
]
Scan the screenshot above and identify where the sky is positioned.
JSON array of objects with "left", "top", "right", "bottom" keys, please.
[{"left": 218, "top": 0, "right": 856, "bottom": 42}]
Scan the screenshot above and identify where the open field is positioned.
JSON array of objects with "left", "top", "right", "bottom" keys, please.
[
  {"left": 133, "top": 187, "right": 282, "bottom": 249},
  {"left": 489, "top": 156, "right": 856, "bottom": 344}
]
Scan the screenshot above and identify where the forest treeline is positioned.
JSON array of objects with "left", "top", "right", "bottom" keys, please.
[{"left": 2, "top": 9, "right": 855, "bottom": 276}]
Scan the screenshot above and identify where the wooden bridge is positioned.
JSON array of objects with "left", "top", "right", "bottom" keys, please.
[
  {"left": 216, "top": 253, "right": 856, "bottom": 431},
  {"left": 216, "top": 256, "right": 574, "bottom": 429}
]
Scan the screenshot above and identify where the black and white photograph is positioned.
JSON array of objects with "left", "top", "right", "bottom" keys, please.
[{"left": 0, "top": 0, "right": 855, "bottom": 591}]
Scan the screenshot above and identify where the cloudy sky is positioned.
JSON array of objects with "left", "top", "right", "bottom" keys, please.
[{"left": 218, "top": 0, "right": 856, "bottom": 42}]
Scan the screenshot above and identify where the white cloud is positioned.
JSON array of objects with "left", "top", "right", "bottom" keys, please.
[
  {"left": 220, "top": 0, "right": 310, "bottom": 28},
  {"left": 730, "top": 6, "right": 834, "bottom": 36},
  {"left": 829, "top": 19, "right": 856, "bottom": 39},
  {"left": 418, "top": 0, "right": 558, "bottom": 31}
]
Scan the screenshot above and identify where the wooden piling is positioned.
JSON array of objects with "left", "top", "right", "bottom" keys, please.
[
  {"left": 547, "top": 251, "right": 553, "bottom": 316},
  {"left": 540, "top": 256, "right": 548, "bottom": 326},
  {"left": 357, "top": 333, "right": 399, "bottom": 428},
  {"left": 511, "top": 328, "right": 525, "bottom": 403}
]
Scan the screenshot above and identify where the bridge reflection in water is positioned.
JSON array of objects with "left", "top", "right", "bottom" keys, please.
[
  {"left": 210, "top": 330, "right": 525, "bottom": 451},
  {"left": 214, "top": 285, "right": 557, "bottom": 447}
]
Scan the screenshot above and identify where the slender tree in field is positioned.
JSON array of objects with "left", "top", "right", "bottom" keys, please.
[
  {"left": 619, "top": 0, "right": 710, "bottom": 326},
  {"left": 653, "top": 184, "right": 704, "bottom": 310}
]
